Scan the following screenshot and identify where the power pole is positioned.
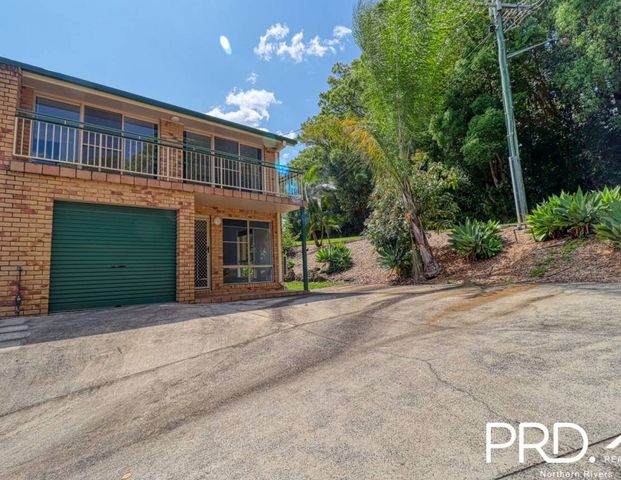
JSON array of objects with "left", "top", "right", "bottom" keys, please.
[{"left": 490, "top": 0, "right": 530, "bottom": 224}]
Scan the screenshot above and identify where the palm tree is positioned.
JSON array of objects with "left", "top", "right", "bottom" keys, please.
[
  {"left": 308, "top": 198, "right": 342, "bottom": 247},
  {"left": 351, "top": 0, "right": 469, "bottom": 279},
  {"left": 303, "top": 165, "right": 341, "bottom": 247}
]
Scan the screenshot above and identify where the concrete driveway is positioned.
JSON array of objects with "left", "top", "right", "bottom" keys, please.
[{"left": 0, "top": 283, "right": 620, "bottom": 480}]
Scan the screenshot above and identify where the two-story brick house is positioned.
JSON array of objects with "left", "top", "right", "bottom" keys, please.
[{"left": 0, "top": 57, "right": 306, "bottom": 316}]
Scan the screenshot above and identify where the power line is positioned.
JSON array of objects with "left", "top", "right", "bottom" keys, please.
[{"left": 500, "top": 0, "right": 547, "bottom": 30}]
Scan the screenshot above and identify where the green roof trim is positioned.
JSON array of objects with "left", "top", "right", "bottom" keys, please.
[{"left": 0, "top": 56, "right": 297, "bottom": 146}]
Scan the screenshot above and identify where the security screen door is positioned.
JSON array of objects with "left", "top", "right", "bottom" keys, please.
[{"left": 194, "top": 218, "right": 211, "bottom": 288}]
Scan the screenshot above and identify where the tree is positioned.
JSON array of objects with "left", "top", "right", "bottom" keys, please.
[
  {"left": 351, "top": 0, "right": 471, "bottom": 279},
  {"left": 302, "top": 165, "right": 340, "bottom": 247}
]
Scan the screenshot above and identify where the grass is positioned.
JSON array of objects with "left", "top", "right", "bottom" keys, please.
[
  {"left": 294, "top": 235, "right": 363, "bottom": 247},
  {"left": 284, "top": 281, "right": 339, "bottom": 291}
]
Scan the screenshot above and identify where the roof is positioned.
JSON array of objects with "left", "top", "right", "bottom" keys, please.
[{"left": 0, "top": 56, "right": 297, "bottom": 146}]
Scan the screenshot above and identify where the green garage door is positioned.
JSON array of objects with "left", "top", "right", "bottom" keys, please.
[{"left": 49, "top": 201, "right": 177, "bottom": 312}]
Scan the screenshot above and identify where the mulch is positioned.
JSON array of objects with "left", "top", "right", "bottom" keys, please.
[{"left": 292, "top": 228, "right": 621, "bottom": 286}]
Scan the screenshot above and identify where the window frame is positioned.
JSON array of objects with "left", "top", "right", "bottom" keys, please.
[
  {"left": 33, "top": 94, "right": 159, "bottom": 172},
  {"left": 29, "top": 93, "right": 266, "bottom": 184},
  {"left": 222, "top": 218, "right": 273, "bottom": 284}
]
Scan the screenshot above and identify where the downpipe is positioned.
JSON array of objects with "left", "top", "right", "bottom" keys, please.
[{"left": 15, "top": 265, "right": 23, "bottom": 315}]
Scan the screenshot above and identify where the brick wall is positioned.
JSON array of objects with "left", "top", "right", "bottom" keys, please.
[
  {"left": 194, "top": 205, "right": 281, "bottom": 295},
  {"left": 0, "top": 64, "right": 290, "bottom": 317},
  {"left": 0, "top": 66, "right": 195, "bottom": 317},
  {"left": 159, "top": 119, "right": 184, "bottom": 180}
]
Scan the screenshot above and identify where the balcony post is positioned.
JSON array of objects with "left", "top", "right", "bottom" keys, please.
[{"left": 300, "top": 206, "right": 309, "bottom": 292}]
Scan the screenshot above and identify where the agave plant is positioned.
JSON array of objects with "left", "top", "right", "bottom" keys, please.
[
  {"left": 528, "top": 193, "right": 565, "bottom": 241},
  {"left": 595, "top": 200, "right": 621, "bottom": 248},
  {"left": 316, "top": 243, "right": 353, "bottom": 273},
  {"left": 555, "top": 188, "right": 603, "bottom": 237},
  {"left": 449, "top": 218, "right": 503, "bottom": 261},
  {"left": 528, "top": 188, "right": 606, "bottom": 241},
  {"left": 600, "top": 186, "right": 621, "bottom": 206},
  {"left": 377, "top": 243, "right": 412, "bottom": 278}
]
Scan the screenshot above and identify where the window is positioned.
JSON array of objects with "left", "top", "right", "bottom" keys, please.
[
  {"left": 223, "top": 219, "right": 273, "bottom": 284},
  {"left": 213, "top": 137, "right": 264, "bottom": 190},
  {"left": 124, "top": 117, "right": 158, "bottom": 175},
  {"left": 83, "top": 106, "right": 122, "bottom": 169},
  {"left": 240, "top": 144, "right": 263, "bottom": 191},
  {"left": 184, "top": 131, "right": 212, "bottom": 183},
  {"left": 33, "top": 97, "right": 80, "bottom": 162},
  {"left": 214, "top": 137, "right": 239, "bottom": 187}
]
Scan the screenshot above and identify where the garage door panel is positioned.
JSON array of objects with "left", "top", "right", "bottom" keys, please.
[{"left": 49, "top": 201, "right": 177, "bottom": 312}]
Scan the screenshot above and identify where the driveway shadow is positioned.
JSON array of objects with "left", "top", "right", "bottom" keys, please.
[{"left": 17, "top": 284, "right": 467, "bottom": 346}]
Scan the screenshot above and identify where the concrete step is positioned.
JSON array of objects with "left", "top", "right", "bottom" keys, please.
[
  {"left": 0, "top": 317, "right": 27, "bottom": 327},
  {"left": 0, "top": 324, "right": 28, "bottom": 334},
  {"left": 0, "top": 331, "right": 30, "bottom": 342},
  {"left": 0, "top": 340, "right": 25, "bottom": 350}
]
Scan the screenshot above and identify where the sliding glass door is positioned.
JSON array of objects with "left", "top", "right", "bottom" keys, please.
[
  {"left": 32, "top": 98, "right": 80, "bottom": 163},
  {"left": 223, "top": 219, "right": 273, "bottom": 284}
]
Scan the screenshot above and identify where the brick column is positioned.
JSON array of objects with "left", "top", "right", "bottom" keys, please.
[
  {"left": 264, "top": 147, "right": 278, "bottom": 194},
  {"left": 177, "top": 197, "right": 195, "bottom": 303},
  {"left": 159, "top": 119, "right": 184, "bottom": 181},
  {"left": 0, "top": 64, "right": 24, "bottom": 316}
]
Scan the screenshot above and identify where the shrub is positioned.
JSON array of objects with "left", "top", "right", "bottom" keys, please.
[
  {"left": 315, "top": 243, "right": 352, "bottom": 273},
  {"left": 377, "top": 243, "right": 412, "bottom": 278},
  {"left": 528, "top": 188, "right": 605, "bottom": 241},
  {"left": 449, "top": 218, "right": 503, "bottom": 260},
  {"left": 282, "top": 226, "right": 298, "bottom": 257},
  {"left": 600, "top": 186, "right": 621, "bottom": 206},
  {"left": 364, "top": 181, "right": 413, "bottom": 278},
  {"left": 528, "top": 193, "right": 564, "bottom": 241},
  {"left": 595, "top": 200, "right": 621, "bottom": 248}
]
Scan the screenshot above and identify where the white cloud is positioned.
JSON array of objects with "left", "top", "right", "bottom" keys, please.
[
  {"left": 276, "top": 31, "right": 306, "bottom": 62},
  {"left": 219, "top": 35, "right": 232, "bottom": 55},
  {"left": 246, "top": 72, "right": 258, "bottom": 85},
  {"left": 254, "top": 23, "right": 289, "bottom": 61},
  {"left": 333, "top": 25, "right": 352, "bottom": 39},
  {"left": 207, "top": 88, "right": 280, "bottom": 128},
  {"left": 277, "top": 130, "right": 299, "bottom": 140},
  {"left": 254, "top": 23, "right": 352, "bottom": 63},
  {"left": 307, "top": 36, "right": 328, "bottom": 57}
]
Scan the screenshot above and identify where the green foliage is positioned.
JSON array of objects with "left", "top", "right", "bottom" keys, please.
[
  {"left": 449, "top": 219, "right": 504, "bottom": 260},
  {"left": 294, "top": 0, "right": 621, "bottom": 264},
  {"left": 318, "top": 61, "right": 366, "bottom": 119},
  {"left": 528, "top": 194, "right": 565, "bottom": 241},
  {"left": 600, "top": 186, "right": 621, "bottom": 205},
  {"left": 282, "top": 224, "right": 297, "bottom": 258},
  {"left": 315, "top": 243, "right": 353, "bottom": 274},
  {"left": 364, "top": 180, "right": 413, "bottom": 276},
  {"left": 292, "top": 61, "right": 374, "bottom": 238},
  {"left": 528, "top": 188, "right": 607, "bottom": 241},
  {"left": 595, "top": 201, "right": 621, "bottom": 248},
  {"left": 377, "top": 243, "right": 412, "bottom": 278}
]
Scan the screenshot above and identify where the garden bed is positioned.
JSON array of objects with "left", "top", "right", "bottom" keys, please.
[{"left": 290, "top": 228, "right": 621, "bottom": 286}]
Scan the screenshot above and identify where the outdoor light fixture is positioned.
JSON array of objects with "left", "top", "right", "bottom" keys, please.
[
  {"left": 213, "top": 217, "right": 222, "bottom": 225},
  {"left": 170, "top": 115, "right": 181, "bottom": 122}
]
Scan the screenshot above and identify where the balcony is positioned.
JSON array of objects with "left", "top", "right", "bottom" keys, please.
[{"left": 13, "top": 110, "right": 304, "bottom": 201}]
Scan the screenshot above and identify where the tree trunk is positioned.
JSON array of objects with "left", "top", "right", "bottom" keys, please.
[
  {"left": 402, "top": 187, "right": 441, "bottom": 280},
  {"left": 311, "top": 230, "right": 321, "bottom": 248}
]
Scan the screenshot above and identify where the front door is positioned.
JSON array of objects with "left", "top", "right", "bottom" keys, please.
[{"left": 194, "top": 217, "right": 211, "bottom": 289}]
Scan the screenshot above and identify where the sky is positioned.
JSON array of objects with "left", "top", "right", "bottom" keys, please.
[{"left": 0, "top": 0, "right": 361, "bottom": 162}]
